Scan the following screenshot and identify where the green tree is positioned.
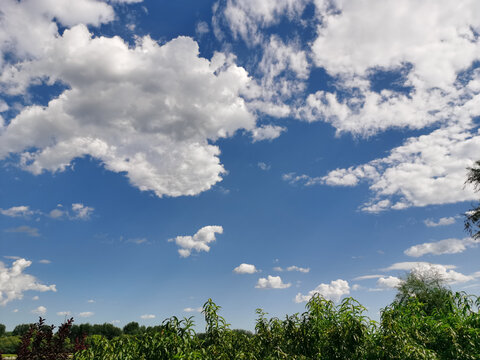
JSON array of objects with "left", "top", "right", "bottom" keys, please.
[
  {"left": 394, "top": 271, "right": 454, "bottom": 315},
  {"left": 13, "top": 324, "right": 32, "bottom": 337},
  {"left": 0, "top": 324, "right": 6, "bottom": 337},
  {"left": 465, "top": 160, "right": 480, "bottom": 238},
  {"left": 122, "top": 322, "right": 140, "bottom": 335}
]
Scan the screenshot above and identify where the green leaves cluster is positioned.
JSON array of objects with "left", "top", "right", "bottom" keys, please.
[{"left": 72, "top": 280, "right": 480, "bottom": 360}]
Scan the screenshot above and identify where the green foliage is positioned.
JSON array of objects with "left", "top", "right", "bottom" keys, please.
[
  {"left": 12, "top": 325, "right": 32, "bottom": 337},
  {"left": 395, "top": 271, "right": 454, "bottom": 316},
  {"left": 0, "top": 336, "right": 21, "bottom": 354},
  {"left": 0, "top": 325, "right": 5, "bottom": 338},
  {"left": 71, "top": 274, "right": 480, "bottom": 360},
  {"left": 465, "top": 160, "right": 480, "bottom": 238},
  {"left": 122, "top": 322, "right": 141, "bottom": 336}
]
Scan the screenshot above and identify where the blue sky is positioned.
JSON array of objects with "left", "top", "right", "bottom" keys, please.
[{"left": 1, "top": 0, "right": 480, "bottom": 331}]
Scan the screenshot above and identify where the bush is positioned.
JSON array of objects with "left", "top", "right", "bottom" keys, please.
[{"left": 0, "top": 336, "right": 21, "bottom": 354}]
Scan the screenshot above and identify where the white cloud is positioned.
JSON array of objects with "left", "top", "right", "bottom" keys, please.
[
  {"left": 257, "top": 162, "right": 271, "bottom": 171},
  {"left": 140, "top": 314, "right": 155, "bottom": 319},
  {"left": 383, "top": 261, "right": 456, "bottom": 271},
  {"left": 38, "top": 259, "right": 51, "bottom": 264},
  {"left": 289, "top": 1, "right": 480, "bottom": 211},
  {"left": 353, "top": 274, "right": 383, "bottom": 281},
  {"left": 282, "top": 173, "right": 322, "bottom": 186},
  {"left": 255, "top": 275, "right": 291, "bottom": 289},
  {"left": 384, "top": 262, "right": 474, "bottom": 284},
  {"left": 311, "top": 0, "right": 480, "bottom": 90},
  {"left": 0, "top": 258, "right": 56, "bottom": 305},
  {"left": 110, "top": 0, "right": 143, "bottom": 3},
  {"left": 286, "top": 266, "right": 310, "bottom": 273},
  {"left": 319, "top": 124, "right": 480, "bottom": 211},
  {"left": 183, "top": 307, "right": 202, "bottom": 313},
  {"left": 13, "top": 309, "right": 18, "bottom": 313},
  {"left": 233, "top": 263, "right": 258, "bottom": 274},
  {"left": 424, "top": 217, "right": 457, "bottom": 227},
  {"left": 251, "top": 125, "right": 286, "bottom": 142},
  {"left": 405, "top": 238, "right": 479, "bottom": 257},
  {"left": 32, "top": 295, "right": 39, "bottom": 301},
  {"left": 195, "top": 21, "right": 210, "bottom": 37},
  {"left": 0, "top": 0, "right": 114, "bottom": 62},
  {"left": 127, "top": 238, "right": 148, "bottom": 245},
  {"left": 376, "top": 276, "right": 402, "bottom": 289},
  {"left": 0, "top": 20, "right": 256, "bottom": 198},
  {"left": 295, "top": 279, "right": 350, "bottom": 303},
  {"left": 218, "top": 0, "right": 309, "bottom": 45},
  {"left": 274, "top": 265, "right": 310, "bottom": 273},
  {"left": 78, "top": 311, "right": 94, "bottom": 318},
  {"left": 170, "top": 226, "right": 223, "bottom": 258},
  {"left": 87, "top": 299, "right": 95, "bottom": 303},
  {"left": 71, "top": 203, "right": 94, "bottom": 219},
  {"left": 6, "top": 226, "right": 40, "bottom": 237},
  {"left": 57, "top": 311, "right": 71, "bottom": 316},
  {"left": 48, "top": 209, "right": 64, "bottom": 219},
  {"left": 32, "top": 305, "right": 47, "bottom": 315},
  {"left": 0, "top": 206, "right": 33, "bottom": 217}
]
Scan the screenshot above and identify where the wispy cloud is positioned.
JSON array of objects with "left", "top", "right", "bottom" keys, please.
[{"left": 5, "top": 226, "right": 40, "bottom": 237}]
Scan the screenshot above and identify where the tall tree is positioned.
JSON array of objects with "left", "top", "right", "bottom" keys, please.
[{"left": 465, "top": 160, "right": 480, "bottom": 238}]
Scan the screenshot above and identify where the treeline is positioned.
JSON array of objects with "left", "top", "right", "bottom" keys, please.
[
  {"left": 2, "top": 273, "right": 480, "bottom": 359},
  {"left": 8, "top": 321, "right": 147, "bottom": 340},
  {"left": 0, "top": 320, "right": 186, "bottom": 354}
]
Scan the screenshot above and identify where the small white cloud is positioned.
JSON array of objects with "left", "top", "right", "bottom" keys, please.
[
  {"left": 32, "top": 296, "right": 39, "bottom": 301},
  {"left": 424, "top": 216, "right": 457, "bottom": 227},
  {"left": 13, "top": 309, "right": 19, "bottom": 313},
  {"left": 127, "top": 238, "right": 148, "bottom": 245},
  {"left": 87, "top": 299, "right": 95, "bottom": 303},
  {"left": 286, "top": 265, "right": 309, "bottom": 273},
  {"left": 251, "top": 125, "right": 286, "bottom": 142},
  {"left": 0, "top": 206, "right": 33, "bottom": 217},
  {"left": 111, "top": 320, "right": 120, "bottom": 324},
  {"left": 49, "top": 209, "right": 64, "bottom": 219},
  {"left": 257, "top": 162, "right": 271, "bottom": 171},
  {"left": 255, "top": 275, "right": 291, "bottom": 289},
  {"left": 404, "top": 238, "right": 478, "bottom": 257},
  {"left": 32, "top": 306, "right": 47, "bottom": 315},
  {"left": 57, "top": 311, "right": 71, "bottom": 316},
  {"left": 71, "top": 203, "right": 94, "bottom": 219},
  {"left": 78, "top": 312, "right": 94, "bottom": 318},
  {"left": 170, "top": 226, "right": 223, "bottom": 258},
  {"left": 282, "top": 173, "right": 322, "bottom": 186},
  {"left": 38, "top": 259, "right": 51, "bottom": 264},
  {"left": 183, "top": 307, "right": 202, "bottom": 313},
  {"left": 233, "top": 263, "right": 258, "bottom": 274},
  {"left": 4, "top": 256, "right": 21, "bottom": 260},
  {"left": 351, "top": 284, "right": 363, "bottom": 291},
  {"left": 140, "top": 314, "right": 155, "bottom": 319},
  {"left": 195, "top": 21, "right": 210, "bottom": 37},
  {"left": 295, "top": 279, "right": 350, "bottom": 303}
]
